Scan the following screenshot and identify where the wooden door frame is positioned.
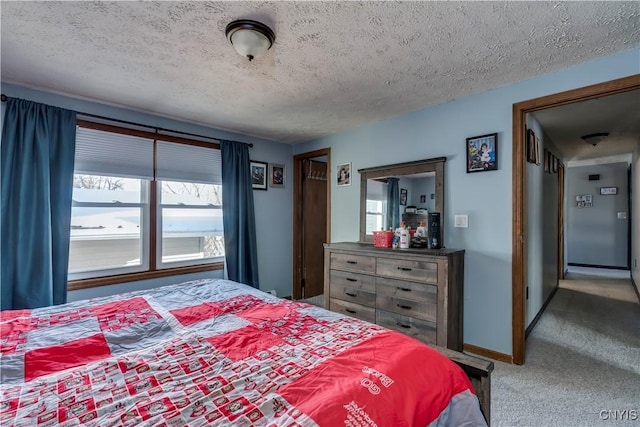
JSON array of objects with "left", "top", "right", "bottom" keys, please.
[
  {"left": 293, "top": 148, "right": 331, "bottom": 300},
  {"left": 512, "top": 74, "right": 640, "bottom": 365},
  {"left": 558, "top": 162, "right": 565, "bottom": 281}
]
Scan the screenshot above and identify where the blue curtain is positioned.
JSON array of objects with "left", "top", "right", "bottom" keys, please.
[
  {"left": 386, "top": 177, "right": 400, "bottom": 230},
  {"left": 220, "top": 140, "right": 259, "bottom": 288},
  {"left": 1, "top": 98, "right": 77, "bottom": 310}
]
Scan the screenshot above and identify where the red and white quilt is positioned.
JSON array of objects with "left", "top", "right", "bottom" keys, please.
[{"left": 0, "top": 279, "right": 486, "bottom": 426}]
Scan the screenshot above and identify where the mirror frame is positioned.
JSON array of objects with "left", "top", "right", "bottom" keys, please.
[{"left": 359, "top": 157, "right": 446, "bottom": 243}]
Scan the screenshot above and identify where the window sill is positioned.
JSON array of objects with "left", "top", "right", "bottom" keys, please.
[{"left": 67, "top": 262, "right": 224, "bottom": 291}]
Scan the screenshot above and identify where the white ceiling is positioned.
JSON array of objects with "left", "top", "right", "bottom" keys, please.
[
  {"left": 532, "top": 89, "right": 640, "bottom": 163},
  {"left": 1, "top": 1, "right": 639, "bottom": 144}
]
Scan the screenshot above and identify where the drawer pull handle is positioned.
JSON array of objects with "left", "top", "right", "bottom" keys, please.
[
  {"left": 345, "top": 292, "right": 357, "bottom": 297},
  {"left": 346, "top": 278, "right": 358, "bottom": 282},
  {"left": 397, "top": 267, "right": 412, "bottom": 272},
  {"left": 397, "top": 304, "right": 412, "bottom": 310},
  {"left": 345, "top": 309, "right": 357, "bottom": 314},
  {"left": 347, "top": 260, "right": 358, "bottom": 264},
  {"left": 396, "top": 322, "right": 411, "bottom": 329},
  {"left": 396, "top": 287, "right": 411, "bottom": 292}
]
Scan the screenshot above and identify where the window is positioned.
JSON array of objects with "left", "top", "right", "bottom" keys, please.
[
  {"left": 68, "top": 122, "right": 224, "bottom": 287},
  {"left": 366, "top": 180, "right": 387, "bottom": 234}
]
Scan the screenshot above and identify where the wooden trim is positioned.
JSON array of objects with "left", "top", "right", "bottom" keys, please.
[
  {"left": 67, "top": 262, "right": 223, "bottom": 291},
  {"left": 511, "top": 102, "right": 527, "bottom": 365},
  {"left": 558, "top": 162, "right": 565, "bottom": 280},
  {"left": 567, "top": 262, "right": 630, "bottom": 270},
  {"left": 511, "top": 74, "right": 640, "bottom": 366},
  {"left": 77, "top": 119, "right": 221, "bottom": 149},
  {"left": 463, "top": 343, "right": 513, "bottom": 364},
  {"left": 357, "top": 156, "right": 447, "bottom": 174},
  {"left": 292, "top": 148, "right": 331, "bottom": 300},
  {"left": 525, "top": 285, "right": 559, "bottom": 338}
]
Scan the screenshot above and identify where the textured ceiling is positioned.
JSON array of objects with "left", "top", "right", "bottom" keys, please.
[
  {"left": 1, "top": 1, "right": 639, "bottom": 144},
  {"left": 532, "top": 89, "right": 640, "bottom": 163}
]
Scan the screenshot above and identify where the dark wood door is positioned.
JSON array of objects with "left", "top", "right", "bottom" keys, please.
[{"left": 302, "top": 160, "right": 327, "bottom": 298}]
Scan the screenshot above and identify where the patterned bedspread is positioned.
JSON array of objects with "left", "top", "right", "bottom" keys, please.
[{"left": 0, "top": 279, "right": 486, "bottom": 426}]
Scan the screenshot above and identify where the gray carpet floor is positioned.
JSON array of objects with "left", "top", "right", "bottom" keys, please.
[{"left": 491, "top": 269, "right": 640, "bottom": 426}]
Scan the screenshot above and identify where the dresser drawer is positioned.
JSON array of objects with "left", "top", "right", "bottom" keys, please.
[
  {"left": 376, "top": 257, "right": 438, "bottom": 283},
  {"left": 376, "top": 277, "right": 437, "bottom": 304},
  {"left": 330, "top": 298, "right": 376, "bottom": 323},
  {"left": 376, "top": 309, "right": 437, "bottom": 345},
  {"left": 329, "top": 271, "right": 376, "bottom": 307},
  {"left": 330, "top": 253, "right": 376, "bottom": 274},
  {"left": 376, "top": 293, "right": 437, "bottom": 322}
]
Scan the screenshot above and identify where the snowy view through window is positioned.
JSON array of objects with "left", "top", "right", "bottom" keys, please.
[{"left": 69, "top": 175, "right": 224, "bottom": 275}]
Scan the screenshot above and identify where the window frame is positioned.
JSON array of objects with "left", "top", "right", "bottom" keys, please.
[
  {"left": 157, "top": 180, "right": 224, "bottom": 269},
  {"left": 67, "top": 120, "right": 224, "bottom": 291}
]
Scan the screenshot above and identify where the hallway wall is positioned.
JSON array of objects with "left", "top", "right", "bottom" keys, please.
[{"left": 566, "top": 162, "right": 629, "bottom": 268}]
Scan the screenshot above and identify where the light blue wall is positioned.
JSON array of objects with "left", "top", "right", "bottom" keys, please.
[
  {"left": 1, "top": 83, "right": 294, "bottom": 299},
  {"left": 525, "top": 115, "right": 561, "bottom": 327},
  {"left": 294, "top": 48, "right": 640, "bottom": 355},
  {"left": 566, "top": 162, "right": 629, "bottom": 267}
]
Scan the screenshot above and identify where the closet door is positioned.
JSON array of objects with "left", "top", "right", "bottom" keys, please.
[{"left": 302, "top": 160, "right": 327, "bottom": 298}]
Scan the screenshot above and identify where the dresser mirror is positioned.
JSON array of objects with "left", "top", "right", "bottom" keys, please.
[{"left": 359, "top": 157, "right": 445, "bottom": 243}]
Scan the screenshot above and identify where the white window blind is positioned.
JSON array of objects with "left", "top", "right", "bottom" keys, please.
[
  {"left": 75, "top": 127, "right": 154, "bottom": 179},
  {"left": 156, "top": 141, "right": 222, "bottom": 184}
]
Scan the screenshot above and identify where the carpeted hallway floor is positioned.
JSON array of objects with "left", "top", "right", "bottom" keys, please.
[{"left": 491, "top": 268, "right": 640, "bottom": 426}]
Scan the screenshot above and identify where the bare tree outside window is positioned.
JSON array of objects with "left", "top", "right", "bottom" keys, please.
[{"left": 74, "top": 175, "right": 124, "bottom": 190}]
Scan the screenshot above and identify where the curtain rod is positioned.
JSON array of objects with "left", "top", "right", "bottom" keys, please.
[{"left": 0, "top": 93, "right": 253, "bottom": 148}]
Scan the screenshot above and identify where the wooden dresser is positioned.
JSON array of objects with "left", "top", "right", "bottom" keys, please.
[{"left": 323, "top": 242, "right": 464, "bottom": 351}]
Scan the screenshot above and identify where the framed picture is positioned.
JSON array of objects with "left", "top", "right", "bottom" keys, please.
[
  {"left": 400, "top": 188, "right": 407, "bottom": 206},
  {"left": 466, "top": 133, "right": 498, "bottom": 173},
  {"left": 576, "top": 194, "right": 593, "bottom": 208},
  {"left": 269, "top": 163, "right": 285, "bottom": 188},
  {"left": 600, "top": 187, "right": 618, "bottom": 195},
  {"left": 420, "top": 194, "right": 426, "bottom": 203},
  {"left": 337, "top": 162, "right": 351, "bottom": 186},
  {"left": 544, "top": 149, "right": 550, "bottom": 173},
  {"left": 526, "top": 128, "right": 537, "bottom": 163},
  {"left": 250, "top": 160, "right": 268, "bottom": 190}
]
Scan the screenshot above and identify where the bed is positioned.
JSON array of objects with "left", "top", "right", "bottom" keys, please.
[{"left": 1, "top": 278, "right": 489, "bottom": 426}]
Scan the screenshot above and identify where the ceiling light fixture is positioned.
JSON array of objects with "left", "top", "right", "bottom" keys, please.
[
  {"left": 580, "top": 132, "right": 609, "bottom": 146},
  {"left": 225, "top": 19, "right": 275, "bottom": 62}
]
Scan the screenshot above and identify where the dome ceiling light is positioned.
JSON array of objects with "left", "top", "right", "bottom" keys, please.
[
  {"left": 225, "top": 19, "right": 275, "bottom": 62},
  {"left": 580, "top": 132, "right": 609, "bottom": 147}
]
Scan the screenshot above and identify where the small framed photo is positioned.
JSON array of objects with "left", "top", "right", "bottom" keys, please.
[
  {"left": 337, "top": 162, "right": 351, "bottom": 186},
  {"left": 466, "top": 133, "right": 498, "bottom": 173},
  {"left": 420, "top": 194, "right": 426, "bottom": 203},
  {"left": 526, "top": 128, "right": 537, "bottom": 164},
  {"left": 269, "top": 163, "right": 285, "bottom": 188},
  {"left": 400, "top": 188, "right": 407, "bottom": 206},
  {"left": 576, "top": 194, "right": 593, "bottom": 208},
  {"left": 250, "top": 160, "right": 268, "bottom": 190},
  {"left": 600, "top": 187, "right": 618, "bottom": 195}
]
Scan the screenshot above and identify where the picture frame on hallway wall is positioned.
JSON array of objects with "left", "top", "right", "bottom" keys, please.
[
  {"left": 270, "top": 163, "right": 285, "bottom": 188},
  {"left": 466, "top": 133, "right": 498, "bottom": 173},
  {"left": 250, "top": 160, "right": 268, "bottom": 190},
  {"left": 526, "top": 128, "right": 537, "bottom": 164},
  {"left": 337, "top": 162, "right": 351, "bottom": 186}
]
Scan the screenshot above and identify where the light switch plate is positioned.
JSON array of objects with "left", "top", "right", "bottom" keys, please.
[
  {"left": 617, "top": 212, "right": 627, "bottom": 219},
  {"left": 454, "top": 214, "right": 468, "bottom": 228}
]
